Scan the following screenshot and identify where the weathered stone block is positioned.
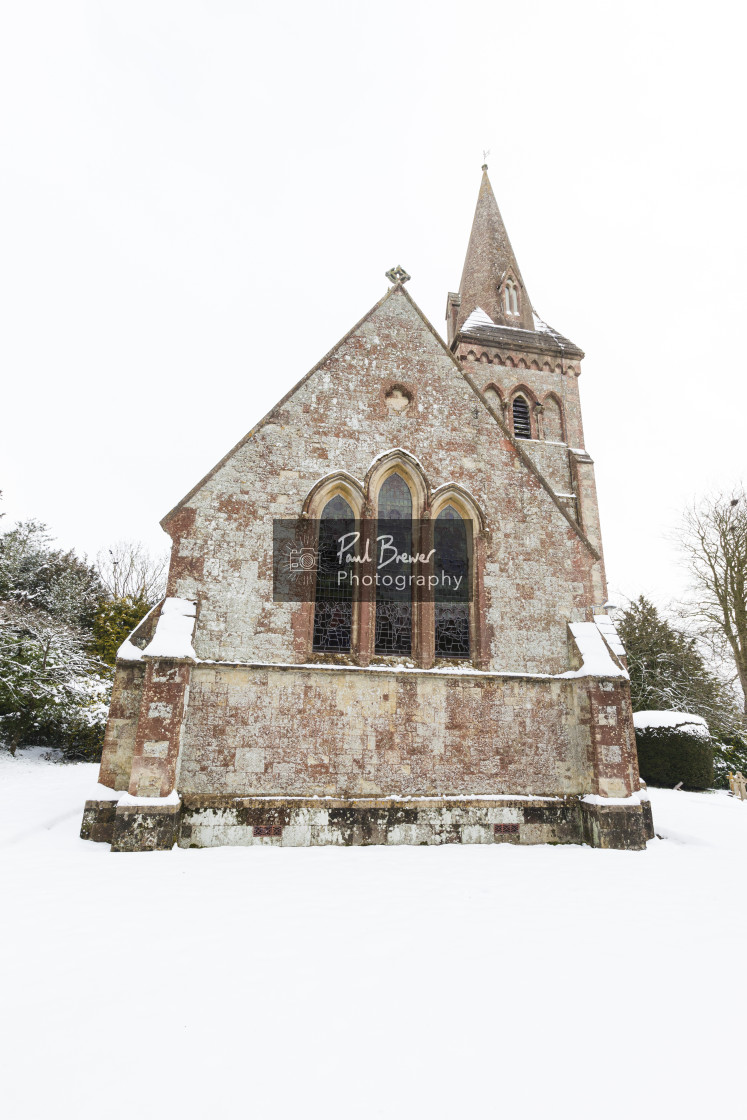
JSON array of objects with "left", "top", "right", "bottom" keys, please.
[
  {"left": 111, "top": 803, "right": 182, "bottom": 852},
  {"left": 580, "top": 801, "right": 654, "bottom": 851},
  {"left": 80, "top": 800, "right": 117, "bottom": 844},
  {"left": 174, "top": 796, "right": 652, "bottom": 850}
]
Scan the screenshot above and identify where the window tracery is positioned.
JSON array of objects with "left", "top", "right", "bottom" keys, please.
[
  {"left": 434, "top": 505, "right": 470, "bottom": 659},
  {"left": 303, "top": 456, "right": 485, "bottom": 668},
  {"left": 312, "top": 494, "right": 355, "bottom": 653},
  {"left": 375, "top": 472, "right": 413, "bottom": 655}
]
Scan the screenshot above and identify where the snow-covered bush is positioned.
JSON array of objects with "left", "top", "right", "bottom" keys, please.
[
  {"left": 0, "top": 596, "right": 109, "bottom": 759},
  {"left": 633, "top": 711, "right": 714, "bottom": 790},
  {"left": 0, "top": 518, "right": 109, "bottom": 759},
  {"left": 0, "top": 512, "right": 165, "bottom": 760}
]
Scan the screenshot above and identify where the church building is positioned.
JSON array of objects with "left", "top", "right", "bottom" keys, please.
[{"left": 81, "top": 167, "right": 653, "bottom": 851}]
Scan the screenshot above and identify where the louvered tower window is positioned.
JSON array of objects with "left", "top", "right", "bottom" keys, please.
[{"left": 512, "top": 396, "right": 532, "bottom": 439}]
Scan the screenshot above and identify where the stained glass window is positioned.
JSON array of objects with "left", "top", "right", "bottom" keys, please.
[
  {"left": 312, "top": 495, "right": 354, "bottom": 653},
  {"left": 375, "top": 473, "right": 412, "bottom": 655},
  {"left": 434, "top": 505, "right": 470, "bottom": 659}
]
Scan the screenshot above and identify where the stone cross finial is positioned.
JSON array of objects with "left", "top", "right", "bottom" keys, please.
[{"left": 386, "top": 265, "right": 411, "bottom": 285}]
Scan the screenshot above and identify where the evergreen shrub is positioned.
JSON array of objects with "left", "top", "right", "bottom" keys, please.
[{"left": 635, "top": 726, "right": 714, "bottom": 790}]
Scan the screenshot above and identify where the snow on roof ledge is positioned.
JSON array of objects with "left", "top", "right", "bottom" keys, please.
[
  {"left": 461, "top": 306, "right": 555, "bottom": 337},
  {"left": 142, "top": 597, "right": 198, "bottom": 661},
  {"left": 594, "top": 613, "right": 626, "bottom": 658},
  {"left": 462, "top": 307, "right": 496, "bottom": 332},
  {"left": 582, "top": 790, "right": 650, "bottom": 806},
  {"left": 116, "top": 599, "right": 163, "bottom": 662},
  {"left": 563, "top": 622, "right": 627, "bottom": 679},
  {"left": 85, "top": 784, "right": 181, "bottom": 807},
  {"left": 116, "top": 638, "right": 143, "bottom": 662},
  {"left": 633, "top": 711, "right": 710, "bottom": 738}
]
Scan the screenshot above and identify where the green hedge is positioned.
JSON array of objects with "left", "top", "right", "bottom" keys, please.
[{"left": 635, "top": 727, "right": 714, "bottom": 790}]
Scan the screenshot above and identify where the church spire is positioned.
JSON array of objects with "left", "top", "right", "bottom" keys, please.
[{"left": 453, "top": 166, "right": 534, "bottom": 335}]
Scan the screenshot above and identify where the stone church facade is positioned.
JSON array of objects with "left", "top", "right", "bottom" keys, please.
[{"left": 82, "top": 168, "right": 653, "bottom": 851}]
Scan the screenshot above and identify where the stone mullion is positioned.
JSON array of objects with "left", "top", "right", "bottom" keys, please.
[
  {"left": 417, "top": 512, "right": 435, "bottom": 668},
  {"left": 355, "top": 502, "right": 377, "bottom": 666},
  {"left": 473, "top": 530, "right": 490, "bottom": 670},
  {"left": 297, "top": 516, "right": 319, "bottom": 660}
]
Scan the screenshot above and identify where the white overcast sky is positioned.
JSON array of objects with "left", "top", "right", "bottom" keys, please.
[{"left": 2, "top": 0, "right": 745, "bottom": 609}]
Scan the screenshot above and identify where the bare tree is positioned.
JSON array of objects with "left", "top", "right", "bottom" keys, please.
[
  {"left": 96, "top": 541, "right": 169, "bottom": 605},
  {"left": 680, "top": 486, "right": 747, "bottom": 718}
]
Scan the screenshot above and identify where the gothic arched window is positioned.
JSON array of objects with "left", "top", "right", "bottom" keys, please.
[
  {"left": 375, "top": 472, "right": 413, "bottom": 655},
  {"left": 512, "top": 395, "right": 532, "bottom": 439},
  {"left": 312, "top": 494, "right": 355, "bottom": 653},
  {"left": 434, "top": 505, "right": 470, "bottom": 659},
  {"left": 504, "top": 279, "right": 520, "bottom": 316}
]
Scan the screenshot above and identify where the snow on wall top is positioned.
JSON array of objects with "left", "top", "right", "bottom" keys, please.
[
  {"left": 116, "top": 599, "right": 164, "bottom": 662},
  {"left": 564, "top": 622, "right": 627, "bottom": 679},
  {"left": 141, "top": 597, "right": 198, "bottom": 661},
  {"left": 633, "top": 711, "right": 710, "bottom": 738},
  {"left": 594, "top": 614, "right": 626, "bottom": 658}
]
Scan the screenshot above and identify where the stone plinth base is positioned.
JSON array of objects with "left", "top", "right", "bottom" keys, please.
[
  {"left": 80, "top": 800, "right": 118, "bottom": 845},
  {"left": 81, "top": 794, "right": 654, "bottom": 851},
  {"left": 81, "top": 799, "right": 181, "bottom": 852}
]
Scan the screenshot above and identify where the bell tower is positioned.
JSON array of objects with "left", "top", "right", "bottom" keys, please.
[{"left": 447, "top": 166, "right": 604, "bottom": 565}]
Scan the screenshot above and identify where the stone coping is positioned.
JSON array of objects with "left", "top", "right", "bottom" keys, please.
[
  {"left": 178, "top": 793, "right": 648, "bottom": 811},
  {"left": 119, "top": 656, "right": 626, "bottom": 684},
  {"left": 86, "top": 793, "right": 650, "bottom": 811}
]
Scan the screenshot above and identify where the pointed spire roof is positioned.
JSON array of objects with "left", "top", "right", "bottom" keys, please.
[{"left": 455, "top": 166, "right": 535, "bottom": 333}]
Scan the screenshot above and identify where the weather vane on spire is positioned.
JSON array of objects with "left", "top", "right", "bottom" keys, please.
[{"left": 482, "top": 148, "right": 490, "bottom": 170}]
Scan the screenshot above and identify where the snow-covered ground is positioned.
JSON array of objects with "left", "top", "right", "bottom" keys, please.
[{"left": 2, "top": 751, "right": 745, "bottom": 1120}]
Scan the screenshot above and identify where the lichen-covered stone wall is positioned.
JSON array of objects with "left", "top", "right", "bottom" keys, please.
[
  {"left": 99, "top": 663, "right": 144, "bottom": 791},
  {"left": 163, "top": 288, "right": 605, "bottom": 675},
  {"left": 177, "top": 663, "right": 604, "bottom": 799}
]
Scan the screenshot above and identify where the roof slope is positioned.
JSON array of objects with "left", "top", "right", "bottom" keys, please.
[
  {"left": 460, "top": 306, "right": 584, "bottom": 362},
  {"left": 161, "top": 283, "right": 461, "bottom": 526}
]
